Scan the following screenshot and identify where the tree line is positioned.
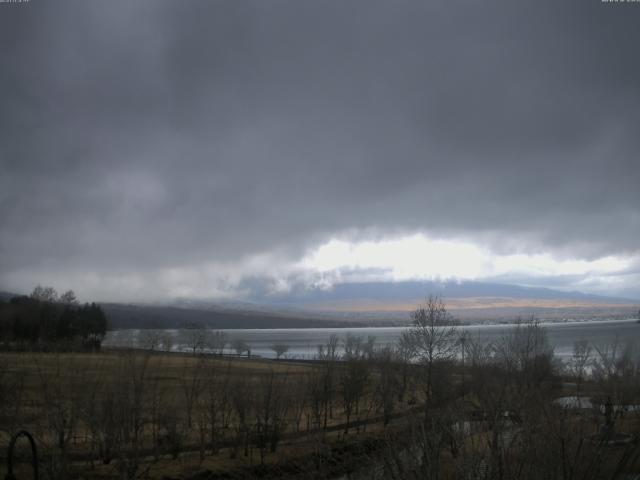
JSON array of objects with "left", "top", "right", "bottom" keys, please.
[{"left": 0, "top": 285, "right": 108, "bottom": 350}]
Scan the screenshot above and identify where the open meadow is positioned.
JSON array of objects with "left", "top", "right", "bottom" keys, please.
[{"left": 0, "top": 348, "right": 421, "bottom": 479}]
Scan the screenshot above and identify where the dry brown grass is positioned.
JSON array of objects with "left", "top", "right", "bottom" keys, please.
[{"left": 0, "top": 350, "right": 410, "bottom": 479}]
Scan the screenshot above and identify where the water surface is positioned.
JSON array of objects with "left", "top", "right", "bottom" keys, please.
[{"left": 103, "top": 318, "right": 640, "bottom": 360}]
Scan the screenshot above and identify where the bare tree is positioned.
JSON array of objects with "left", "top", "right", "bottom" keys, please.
[
  {"left": 457, "top": 330, "right": 471, "bottom": 393},
  {"left": 160, "top": 332, "right": 174, "bottom": 352},
  {"left": 181, "top": 329, "right": 207, "bottom": 355},
  {"left": 140, "top": 330, "right": 163, "bottom": 351},
  {"left": 340, "top": 352, "right": 369, "bottom": 433},
  {"left": 364, "top": 335, "right": 377, "bottom": 360},
  {"left": 59, "top": 290, "right": 78, "bottom": 305},
  {"left": 343, "top": 333, "right": 364, "bottom": 361},
  {"left": 146, "top": 357, "right": 168, "bottom": 461},
  {"left": 306, "top": 369, "right": 326, "bottom": 431},
  {"left": 338, "top": 333, "right": 373, "bottom": 433},
  {"left": 592, "top": 338, "right": 640, "bottom": 407},
  {"left": 83, "top": 372, "right": 120, "bottom": 465},
  {"left": 409, "top": 296, "right": 458, "bottom": 410},
  {"left": 495, "top": 316, "right": 555, "bottom": 393},
  {"left": 270, "top": 343, "right": 290, "bottom": 359},
  {"left": 201, "top": 360, "right": 233, "bottom": 455},
  {"left": 382, "top": 415, "right": 452, "bottom": 480},
  {"left": 113, "top": 351, "right": 152, "bottom": 479},
  {"left": 178, "top": 356, "right": 206, "bottom": 428},
  {"left": 31, "top": 285, "right": 59, "bottom": 302},
  {"left": 33, "top": 353, "right": 86, "bottom": 478},
  {"left": 288, "top": 375, "right": 308, "bottom": 432},
  {"left": 231, "top": 338, "right": 249, "bottom": 357},
  {"left": 207, "top": 330, "right": 228, "bottom": 355},
  {"left": 396, "top": 330, "right": 415, "bottom": 402},
  {"left": 229, "top": 375, "right": 253, "bottom": 459},
  {"left": 317, "top": 334, "right": 340, "bottom": 428},
  {"left": 373, "top": 345, "right": 399, "bottom": 425},
  {"left": 157, "top": 403, "right": 185, "bottom": 460},
  {"left": 569, "top": 339, "right": 592, "bottom": 400},
  {"left": 253, "top": 369, "right": 291, "bottom": 463},
  {"left": 317, "top": 333, "right": 340, "bottom": 361},
  {"left": 0, "top": 355, "right": 25, "bottom": 440}
]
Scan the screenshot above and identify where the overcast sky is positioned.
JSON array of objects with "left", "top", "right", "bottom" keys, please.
[{"left": 1, "top": 0, "right": 639, "bottom": 302}]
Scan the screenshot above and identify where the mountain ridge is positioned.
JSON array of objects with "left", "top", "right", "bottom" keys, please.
[{"left": 2, "top": 280, "right": 638, "bottom": 328}]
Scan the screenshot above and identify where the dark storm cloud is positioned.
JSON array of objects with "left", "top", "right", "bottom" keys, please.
[{"left": 1, "top": 0, "right": 639, "bottom": 299}]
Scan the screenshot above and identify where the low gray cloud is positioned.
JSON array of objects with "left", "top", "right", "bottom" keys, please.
[{"left": 1, "top": 0, "right": 639, "bottom": 300}]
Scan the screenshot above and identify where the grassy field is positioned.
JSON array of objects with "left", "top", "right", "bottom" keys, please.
[{"left": 0, "top": 349, "right": 418, "bottom": 479}]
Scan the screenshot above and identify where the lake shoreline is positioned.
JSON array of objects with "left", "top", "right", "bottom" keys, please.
[{"left": 103, "top": 318, "right": 640, "bottom": 360}]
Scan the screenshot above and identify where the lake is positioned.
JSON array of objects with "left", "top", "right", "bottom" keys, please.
[{"left": 103, "top": 318, "right": 640, "bottom": 361}]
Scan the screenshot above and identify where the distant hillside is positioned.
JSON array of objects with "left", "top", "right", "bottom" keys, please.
[
  {"left": 248, "top": 280, "right": 633, "bottom": 305},
  {"left": 232, "top": 280, "right": 639, "bottom": 322},
  {"left": 0, "top": 291, "right": 17, "bottom": 302},
  {"left": 101, "top": 303, "right": 362, "bottom": 330},
  {"left": 0, "top": 290, "right": 364, "bottom": 329}
]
